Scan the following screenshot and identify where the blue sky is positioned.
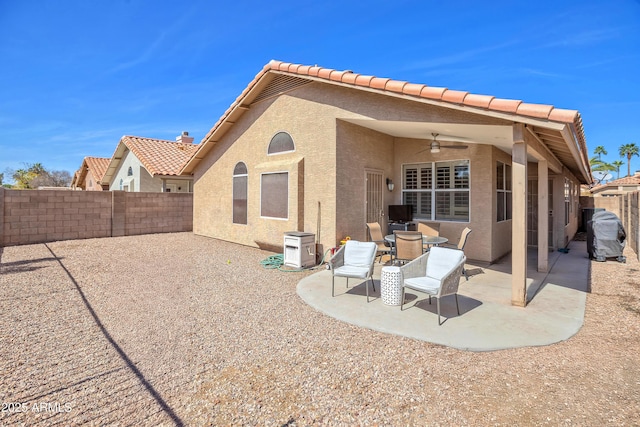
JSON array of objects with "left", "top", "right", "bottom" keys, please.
[{"left": 1, "top": 0, "right": 639, "bottom": 182}]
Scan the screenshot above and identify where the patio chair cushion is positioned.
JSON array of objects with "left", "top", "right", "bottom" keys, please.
[
  {"left": 426, "top": 247, "right": 465, "bottom": 280},
  {"left": 403, "top": 275, "right": 441, "bottom": 295},
  {"left": 333, "top": 265, "right": 371, "bottom": 279}
]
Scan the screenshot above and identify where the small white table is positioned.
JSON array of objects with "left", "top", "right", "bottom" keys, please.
[{"left": 380, "top": 266, "right": 403, "bottom": 306}]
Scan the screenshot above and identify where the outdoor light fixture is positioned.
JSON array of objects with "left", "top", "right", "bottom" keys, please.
[
  {"left": 430, "top": 133, "right": 441, "bottom": 154},
  {"left": 386, "top": 178, "right": 395, "bottom": 192}
]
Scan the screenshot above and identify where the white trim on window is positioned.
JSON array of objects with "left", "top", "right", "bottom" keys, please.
[
  {"left": 401, "top": 159, "right": 470, "bottom": 223},
  {"left": 267, "top": 131, "right": 296, "bottom": 156},
  {"left": 260, "top": 171, "right": 289, "bottom": 220}
]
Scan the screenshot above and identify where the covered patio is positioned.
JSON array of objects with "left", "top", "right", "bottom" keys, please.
[{"left": 297, "top": 239, "right": 590, "bottom": 351}]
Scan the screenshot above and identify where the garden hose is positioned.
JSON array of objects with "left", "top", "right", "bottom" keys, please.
[{"left": 260, "top": 248, "right": 334, "bottom": 272}]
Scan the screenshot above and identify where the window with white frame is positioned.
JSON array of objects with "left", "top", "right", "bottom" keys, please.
[
  {"left": 402, "top": 160, "right": 470, "bottom": 222},
  {"left": 267, "top": 132, "right": 295, "bottom": 155},
  {"left": 496, "top": 161, "right": 512, "bottom": 221},
  {"left": 261, "top": 172, "right": 288, "bottom": 219},
  {"left": 233, "top": 162, "right": 248, "bottom": 225}
]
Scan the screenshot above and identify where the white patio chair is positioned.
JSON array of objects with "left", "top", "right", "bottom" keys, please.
[
  {"left": 399, "top": 246, "right": 466, "bottom": 325},
  {"left": 329, "top": 240, "right": 378, "bottom": 302}
]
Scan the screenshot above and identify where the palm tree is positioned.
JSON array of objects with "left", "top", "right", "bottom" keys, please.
[
  {"left": 612, "top": 160, "right": 624, "bottom": 179},
  {"left": 594, "top": 145, "right": 607, "bottom": 160},
  {"left": 589, "top": 157, "right": 614, "bottom": 185},
  {"left": 619, "top": 143, "right": 640, "bottom": 177}
]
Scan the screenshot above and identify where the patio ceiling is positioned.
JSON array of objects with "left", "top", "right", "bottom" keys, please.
[
  {"left": 343, "top": 119, "right": 515, "bottom": 151},
  {"left": 343, "top": 118, "right": 588, "bottom": 179},
  {"left": 344, "top": 119, "right": 573, "bottom": 164}
]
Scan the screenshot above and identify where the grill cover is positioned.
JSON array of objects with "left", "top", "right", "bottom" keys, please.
[{"left": 587, "top": 211, "right": 626, "bottom": 263}]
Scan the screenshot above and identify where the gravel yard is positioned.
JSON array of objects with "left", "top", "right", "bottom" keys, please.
[{"left": 1, "top": 232, "right": 639, "bottom": 426}]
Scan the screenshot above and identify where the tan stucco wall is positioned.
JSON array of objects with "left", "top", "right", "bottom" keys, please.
[
  {"left": 193, "top": 88, "right": 342, "bottom": 254},
  {"left": 335, "top": 122, "right": 394, "bottom": 244},
  {"left": 192, "top": 81, "right": 584, "bottom": 263}
]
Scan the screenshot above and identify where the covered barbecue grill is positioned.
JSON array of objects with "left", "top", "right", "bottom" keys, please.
[{"left": 586, "top": 210, "right": 626, "bottom": 263}]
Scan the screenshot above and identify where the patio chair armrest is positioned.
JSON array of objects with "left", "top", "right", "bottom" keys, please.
[
  {"left": 440, "top": 256, "right": 467, "bottom": 296},
  {"left": 328, "top": 245, "right": 346, "bottom": 270},
  {"left": 372, "top": 239, "right": 392, "bottom": 248},
  {"left": 400, "top": 251, "right": 429, "bottom": 280}
]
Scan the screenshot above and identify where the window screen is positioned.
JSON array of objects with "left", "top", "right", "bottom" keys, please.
[
  {"left": 267, "top": 132, "right": 295, "bottom": 155},
  {"left": 233, "top": 162, "right": 248, "bottom": 224},
  {"left": 261, "top": 172, "right": 288, "bottom": 218}
]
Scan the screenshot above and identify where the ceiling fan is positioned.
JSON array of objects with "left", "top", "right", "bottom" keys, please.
[{"left": 418, "top": 133, "right": 468, "bottom": 154}]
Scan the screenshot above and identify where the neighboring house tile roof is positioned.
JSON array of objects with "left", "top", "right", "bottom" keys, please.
[
  {"left": 591, "top": 173, "right": 640, "bottom": 193},
  {"left": 183, "top": 60, "right": 590, "bottom": 179},
  {"left": 102, "top": 135, "right": 199, "bottom": 185},
  {"left": 85, "top": 157, "right": 110, "bottom": 182},
  {"left": 119, "top": 135, "right": 198, "bottom": 176},
  {"left": 72, "top": 156, "right": 111, "bottom": 188}
]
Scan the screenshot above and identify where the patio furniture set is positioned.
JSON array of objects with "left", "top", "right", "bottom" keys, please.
[{"left": 329, "top": 223, "right": 472, "bottom": 325}]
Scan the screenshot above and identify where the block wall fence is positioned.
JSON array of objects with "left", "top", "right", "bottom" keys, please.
[
  {"left": 580, "top": 192, "right": 640, "bottom": 260},
  {"left": 0, "top": 188, "right": 193, "bottom": 247}
]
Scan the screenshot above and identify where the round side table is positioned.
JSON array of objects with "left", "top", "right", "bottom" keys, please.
[{"left": 380, "top": 266, "right": 402, "bottom": 306}]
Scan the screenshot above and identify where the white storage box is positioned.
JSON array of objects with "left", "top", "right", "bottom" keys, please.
[{"left": 283, "top": 232, "right": 316, "bottom": 268}]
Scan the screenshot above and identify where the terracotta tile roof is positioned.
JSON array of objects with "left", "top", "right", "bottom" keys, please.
[
  {"left": 118, "top": 135, "right": 199, "bottom": 176},
  {"left": 84, "top": 156, "right": 110, "bottom": 182},
  {"left": 591, "top": 173, "right": 640, "bottom": 192},
  {"left": 263, "top": 59, "right": 585, "bottom": 135},
  {"left": 71, "top": 156, "right": 111, "bottom": 188},
  {"left": 183, "top": 60, "right": 588, "bottom": 176}
]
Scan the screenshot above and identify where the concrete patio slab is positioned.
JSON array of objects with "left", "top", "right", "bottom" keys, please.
[{"left": 297, "top": 240, "right": 590, "bottom": 351}]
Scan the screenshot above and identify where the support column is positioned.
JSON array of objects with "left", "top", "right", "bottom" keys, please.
[
  {"left": 538, "top": 160, "right": 549, "bottom": 272},
  {"left": 512, "top": 124, "right": 528, "bottom": 307}
]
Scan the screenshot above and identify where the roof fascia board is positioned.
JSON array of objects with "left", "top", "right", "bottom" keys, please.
[
  {"left": 102, "top": 141, "right": 127, "bottom": 185},
  {"left": 560, "top": 125, "right": 592, "bottom": 184}
]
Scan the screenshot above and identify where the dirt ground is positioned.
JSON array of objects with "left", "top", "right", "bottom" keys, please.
[{"left": 0, "top": 232, "right": 638, "bottom": 426}]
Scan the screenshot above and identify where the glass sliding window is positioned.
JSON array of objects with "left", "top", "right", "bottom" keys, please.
[
  {"left": 496, "top": 162, "right": 512, "bottom": 222},
  {"left": 402, "top": 160, "right": 469, "bottom": 222},
  {"left": 261, "top": 172, "right": 288, "bottom": 219},
  {"left": 232, "top": 162, "right": 248, "bottom": 224}
]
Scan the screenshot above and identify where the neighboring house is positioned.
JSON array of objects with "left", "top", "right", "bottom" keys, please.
[
  {"left": 71, "top": 156, "right": 111, "bottom": 191},
  {"left": 102, "top": 132, "right": 198, "bottom": 192},
  {"left": 181, "top": 60, "right": 592, "bottom": 306},
  {"left": 590, "top": 171, "right": 640, "bottom": 196}
]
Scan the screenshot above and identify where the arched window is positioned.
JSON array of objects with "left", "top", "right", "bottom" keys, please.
[
  {"left": 119, "top": 178, "right": 123, "bottom": 190},
  {"left": 127, "top": 166, "right": 133, "bottom": 176},
  {"left": 267, "top": 132, "right": 295, "bottom": 155},
  {"left": 233, "top": 162, "right": 248, "bottom": 224}
]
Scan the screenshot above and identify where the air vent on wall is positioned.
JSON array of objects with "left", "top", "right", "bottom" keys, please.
[{"left": 252, "top": 75, "right": 311, "bottom": 104}]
